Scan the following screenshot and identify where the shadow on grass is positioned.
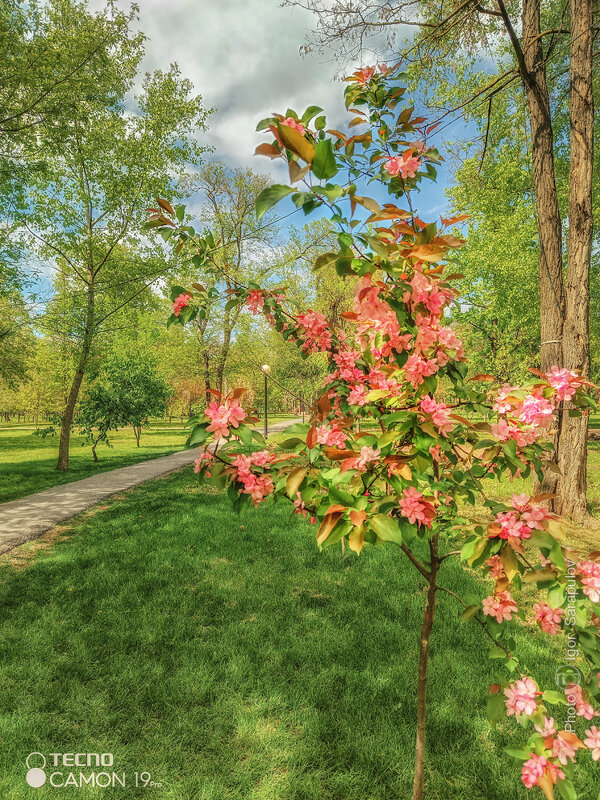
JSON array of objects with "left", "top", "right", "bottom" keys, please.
[{"left": 0, "top": 475, "right": 598, "bottom": 799}]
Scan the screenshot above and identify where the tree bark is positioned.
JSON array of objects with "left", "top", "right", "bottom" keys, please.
[
  {"left": 555, "top": 0, "right": 594, "bottom": 520},
  {"left": 57, "top": 279, "right": 94, "bottom": 471},
  {"left": 411, "top": 537, "right": 439, "bottom": 800}
]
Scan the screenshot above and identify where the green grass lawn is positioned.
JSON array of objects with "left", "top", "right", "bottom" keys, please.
[
  {"left": 0, "top": 416, "right": 299, "bottom": 505},
  {"left": 0, "top": 420, "right": 189, "bottom": 504},
  {"left": 1, "top": 471, "right": 599, "bottom": 799}
]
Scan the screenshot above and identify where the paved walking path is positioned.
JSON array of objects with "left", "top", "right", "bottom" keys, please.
[{"left": 0, "top": 418, "right": 301, "bottom": 555}]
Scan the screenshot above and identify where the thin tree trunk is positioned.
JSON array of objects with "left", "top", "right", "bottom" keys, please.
[
  {"left": 556, "top": 0, "right": 594, "bottom": 520},
  {"left": 411, "top": 537, "right": 439, "bottom": 800},
  {"left": 57, "top": 280, "right": 94, "bottom": 471}
]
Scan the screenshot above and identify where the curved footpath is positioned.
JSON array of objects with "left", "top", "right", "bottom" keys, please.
[{"left": 0, "top": 418, "right": 301, "bottom": 555}]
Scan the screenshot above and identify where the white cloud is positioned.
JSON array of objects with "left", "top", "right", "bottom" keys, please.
[{"left": 113, "top": 0, "right": 349, "bottom": 175}]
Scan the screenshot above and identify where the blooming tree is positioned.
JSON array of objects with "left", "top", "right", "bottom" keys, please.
[{"left": 149, "top": 66, "right": 600, "bottom": 800}]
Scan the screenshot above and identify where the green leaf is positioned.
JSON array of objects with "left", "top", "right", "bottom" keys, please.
[
  {"left": 369, "top": 514, "right": 403, "bottom": 545},
  {"left": 313, "top": 252, "right": 338, "bottom": 272},
  {"left": 542, "top": 690, "right": 567, "bottom": 705},
  {"left": 504, "top": 746, "right": 532, "bottom": 761},
  {"left": 235, "top": 423, "right": 253, "bottom": 446},
  {"left": 486, "top": 693, "right": 506, "bottom": 726},
  {"left": 256, "top": 185, "right": 293, "bottom": 219},
  {"left": 557, "top": 778, "right": 577, "bottom": 800},
  {"left": 460, "top": 604, "right": 480, "bottom": 622},
  {"left": 188, "top": 424, "right": 210, "bottom": 447},
  {"left": 312, "top": 139, "right": 338, "bottom": 180}
]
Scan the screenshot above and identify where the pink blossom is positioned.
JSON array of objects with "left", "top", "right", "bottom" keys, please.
[
  {"left": 482, "top": 591, "right": 518, "bottom": 623},
  {"left": 519, "top": 393, "right": 555, "bottom": 427},
  {"left": 521, "top": 755, "right": 564, "bottom": 790},
  {"left": 385, "top": 154, "right": 422, "bottom": 179},
  {"left": 348, "top": 383, "right": 369, "bottom": 406},
  {"left": 173, "top": 293, "right": 192, "bottom": 317},
  {"left": 399, "top": 487, "right": 436, "bottom": 528},
  {"left": 534, "top": 715, "right": 556, "bottom": 737},
  {"left": 296, "top": 310, "right": 332, "bottom": 353},
  {"left": 193, "top": 450, "right": 214, "bottom": 476},
  {"left": 552, "top": 733, "right": 577, "bottom": 766},
  {"left": 547, "top": 366, "right": 579, "bottom": 401},
  {"left": 533, "top": 602, "right": 564, "bottom": 635},
  {"left": 429, "top": 444, "right": 442, "bottom": 461},
  {"left": 486, "top": 555, "right": 505, "bottom": 580},
  {"left": 281, "top": 116, "right": 306, "bottom": 135},
  {"left": 347, "top": 446, "right": 381, "bottom": 471},
  {"left": 504, "top": 677, "right": 540, "bottom": 717},
  {"left": 565, "top": 683, "right": 598, "bottom": 720},
  {"left": 355, "top": 65, "right": 376, "bottom": 84},
  {"left": 231, "top": 450, "right": 276, "bottom": 506},
  {"left": 419, "top": 395, "right": 455, "bottom": 435},
  {"left": 584, "top": 725, "right": 600, "bottom": 761},
  {"left": 316, "top": 424, "right": 348, "bottom": 449},
  {"left": 245, "top": 290, "right": 265, "bottom": 314},
  {"left": 494, "top": 511, "right": 531, "bottom": 541},
  {"left": 404, "top": 354, "right": 439, "bottom": 387},
  {"left": 493, "top": 384, "right": 518, "bottom": 414},
  {"left": 205, "top": 399, "right": 246, "bottom": 440},
  {"left": 577, "top": 560, "right": 600, "bottom": 603}
]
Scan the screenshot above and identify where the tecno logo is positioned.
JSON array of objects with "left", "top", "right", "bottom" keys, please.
[{"left": 26, "top": 752, "right": 115, "bottom": 788}]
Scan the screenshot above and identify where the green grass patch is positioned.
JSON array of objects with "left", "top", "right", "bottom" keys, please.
[
  {"left": 1, "top": 472, "right": 598, "bottom": 799},
  {"left": 0, "top": 420, "right": 189, "bottom": 504}
]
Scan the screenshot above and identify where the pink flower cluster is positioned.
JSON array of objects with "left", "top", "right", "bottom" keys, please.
[
  {"left": 533, "top": 602, "right": 564, "bottom": 635},
  {"left": 546, "top": 366, "right": 580, "bottom": 401},
  {"left": 173, "top": 293, "right": 192, "bottom": 317},
  {"left": 521, "top": 755, "right": 564, "bottom": 790},
  {"left": 345, "top": 445, "right": 381, "bottom": 472},
  {"left": 584, "top": 725, "right": 600, "bottom": 761},
  {"left": 482, "top": 590, "right": 518, "bottom": 623},
  {"left": 245, "top": 289, "right": 265, "bottom": 314},
  {"left": 385, "top": 154, "right": 422, "bottom": 179},
  {"left": 486, "top": 555, "right": 505, "bottom": 580},
  {"left": 205, "top": 399, "right": 246, "bottom": 440},
  {"left": 504, "top": 677, "right": 540, "bottom": 717},
  {"left": 565, "top": 683, "right": 598, "bottom": 721},
  {"left": 404, "top": 354, "right": 438, "bottom": 388},
  {"left": 419, "top": 395, "right": 455, "bottom": 435},
  {"left": 293, "top": 491, "right": 316, "bottom": 523},
  {"left": 281, "top": 116, "right": 306, "bottom": 135},
  {"left": 193, "top": 450, "right": 214, "bottom": 476},
  {"left": 490, "top": 494, "right": 551, "bottom": 542},
  {"left": 399, "top": 487, "right": 436, "bottom": 528},
  {"left": 231, "top": 450, "right": 276, "bottom": 506},
  {"left": 296, "top": 310, "right": 332, "bottom": 353},
  {"left": 577, "top": 560, "right": 600, "bottom": 603},
  {"left": 316, "top": 424, "right": 348, "bottom": 449},
  {"left": 519, "top": 393, "right": 555, "bottom": 427}
]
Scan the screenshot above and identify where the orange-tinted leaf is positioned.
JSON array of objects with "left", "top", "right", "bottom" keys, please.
[
  {"left": 348, "top": 525, "right": 365, "bottom": 554},
  {"left": 157, "top": 197, "right": 175, "bottom": 216},
  {"left": 306, "top": 426, "right": 317, "bottom": 449},
  {"left": 349, "top": 509, "right": 367, "bottom": 527},
  {"left": 316, "top": 512, "right": 342, "bottom": 545},
  {"left": 255, "top": 142, "right": 281, "bottom": 158},
  {"left": 277, "top": 124, "right": 315, "bottom": 164},
  {"left": 323, "top": 446, "right": 356, "bottom": 461}
]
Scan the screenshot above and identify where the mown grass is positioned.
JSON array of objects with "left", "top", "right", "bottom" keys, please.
[
  {"left": 1, "top": 471, "right": 599, "bottom": 799},
  {"left": 0, "top": 417, "right": 297, "bottom": 505},
  {"left": 0, "top": 420, "right": 188, "bottom": 504}
]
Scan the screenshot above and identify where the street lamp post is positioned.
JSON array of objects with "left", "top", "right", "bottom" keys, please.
[{"left": 262, "top": 364, "right": 270, "bottom": 438}]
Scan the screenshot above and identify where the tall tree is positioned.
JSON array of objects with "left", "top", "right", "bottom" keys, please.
[
  {"left": 18, "top": 4, "right": 209, "bottom": 471},
  {"left": 287, "top": 0, "right": 598, "bottom": 518}
]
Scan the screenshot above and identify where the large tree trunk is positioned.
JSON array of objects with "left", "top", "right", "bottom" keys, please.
[
  {"left": 521, "top": 0, "right": 566, "bottom": 377},
  {"left": 57, "top": 281, "right": 94, "bottom": 471},
  {"left": 520, "top": 0, "right": 568, "bottom": 501},
  {"left": 555, "top": 0, "right": 594, "bottom": 520}
]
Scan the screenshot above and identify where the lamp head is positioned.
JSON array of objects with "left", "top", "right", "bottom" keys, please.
[{"left": 262, "top": 364, "right": 271, "bottom": 374}]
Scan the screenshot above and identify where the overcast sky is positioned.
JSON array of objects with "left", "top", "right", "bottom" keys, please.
[{"left": 115, "top": 0, "right": 452, "bottom": 216}]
